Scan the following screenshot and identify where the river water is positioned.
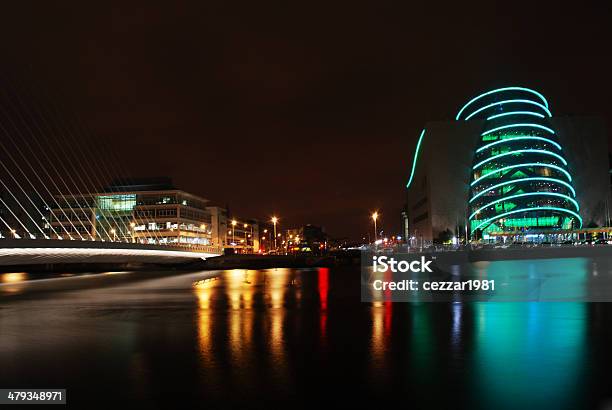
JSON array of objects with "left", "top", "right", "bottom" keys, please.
[{"left": 1, "top": 263, "right": 612, "bottom": 409}]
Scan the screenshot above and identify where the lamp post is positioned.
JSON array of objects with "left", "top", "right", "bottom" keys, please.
[
  {"left": 231, "top": 220, "right": 237, "bottom": 247},
  {"left": 130, "top": 222, "right": 136, "bottom": 243},
  {"left": 372, "top": 212, "right": 378, "bottom": 243},
  {"left": 271, "top": 216, "right": 278, "bottom": 251},
  {"left": 244, "top": 223, "right": 248, "bottom": 253}
]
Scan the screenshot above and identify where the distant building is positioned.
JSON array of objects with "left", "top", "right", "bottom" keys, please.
[
  {"left": 286, "top": 224, "right": 327, "bottom": 253},
  {"left": 224, "top": 212, "right": 260, "bottom": 253},
  {"left": 404, "top": 87, "right": 610, "bottom": 242},
  {"left": 400, "top": 210, "right": 409, "bottom": 242}
]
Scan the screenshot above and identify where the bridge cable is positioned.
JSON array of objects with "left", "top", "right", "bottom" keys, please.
[
  {"left": 65, "top": 108, "right": 165, "bottom": 245},
  {"left": 15, "top": 82, "right": 121, "bottom": 242},
  {"left": 0, "top": 99, "right": 84, "bottom": 240},
  {"left": 0, "top": 195, "right": 35, "bottom": 238},
  {"left": 0, "top": 127, "right": 61, "bottom": 239},
  {"left": 3, "top": 83, "right": 98, "bottom": 241}
]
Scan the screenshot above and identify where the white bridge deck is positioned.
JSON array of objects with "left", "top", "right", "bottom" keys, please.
[{"left": 0, "top": 239, "right": 222, "bottom": 266}]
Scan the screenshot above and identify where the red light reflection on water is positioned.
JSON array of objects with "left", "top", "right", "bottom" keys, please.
[
  {"left": 383, "top": 269, "right": 392, "bottom": 336},
  {"left": 318, "top": 267, "right": 329, "bottom": 339},
  {"left": 318, "top": 267, "right": 329, "bottom": 310}
]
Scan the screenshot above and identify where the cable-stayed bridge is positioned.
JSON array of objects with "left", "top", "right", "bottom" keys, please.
[{"left": 0, "top": 76, "right": 222, "bottom": 266}]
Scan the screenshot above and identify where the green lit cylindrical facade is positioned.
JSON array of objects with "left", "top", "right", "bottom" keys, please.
[{"left": 457, "top": 87, "right": 582, "bottom": 238}]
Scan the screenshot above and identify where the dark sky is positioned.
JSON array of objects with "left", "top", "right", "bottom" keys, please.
[{"left": 1, "top": 2, "right": 611, "bottom": 239}]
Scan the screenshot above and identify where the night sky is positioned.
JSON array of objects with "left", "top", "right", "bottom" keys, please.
[{"left": 1, "top": 2, "right": 611, "bottom": 239}]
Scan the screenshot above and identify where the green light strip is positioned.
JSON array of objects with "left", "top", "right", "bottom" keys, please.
[
  {"left": 471, "top": 163, "right": 572, "bottom": 186},
  {"left": 471, "top": 206, "right": 582, "bottom": 233},
  {"left": 406, "top": 129, "right": 426, "bottom": 189},
  {"left": 473, "top": 149, "right": 567, "bottom": 169},
  {"left": 486, "top": 111, "right": 546, "bottom": 120},
  {"left": 476, "top": 136, "right": 562, "bottom": 153},
  {"left": 469, "top": 192, "right": 579, "bottom": 220},
  {"left": 469, "top": 177, "right": 576, "bottom": 203},
  {"left": 463, "top": 99, "right": 552, "bottom": 120},
  {"left": 481, "top": 123, "right": 555, "bottom": 136},
  {"left": 456, "top": 87, "right": 549, "bottom": 120}
]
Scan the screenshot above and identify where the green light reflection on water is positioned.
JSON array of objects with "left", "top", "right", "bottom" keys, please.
[
  {"left": 470, "top": 257, "right": 588, "bottom": 410},
  {"left": 472, "top": 302, "right": 586, "bottom": 409},
  {"left": 471, "top": 258, "right": 588, "bottom": 301}
]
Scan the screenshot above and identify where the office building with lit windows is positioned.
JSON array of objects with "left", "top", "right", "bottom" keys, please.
[
  {"left": 49, "top": 178, "right": 215, "bottom": 247},
  {"left": 48, "top": 178, "right": 260, "bottom": 252},
  {"left": 403, "top": 87, "right": 610, "bottom": 242}
]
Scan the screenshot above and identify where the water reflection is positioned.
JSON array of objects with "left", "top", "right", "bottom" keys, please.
[
  {"left": 0, "top": 262, "right": 604, "bottom": 408},
  {"left": 227, "top": 269, "right": 254, "bottom": 309},
  {"left": 193, "top": 277, "right": 217, "bottom": 310},
  {"left": 192, "top": 264, "right": 593, "bottom": 408},
  {"left": 268, "top": 268, "right": 295, "bottom": 309},
  {"left": 472, "top": 302, "right": 586, "bottom": 410},
  {"left": 411, "top": 303, "right": 434, "bottom": 382},
  {"left": 370, "top": 300, "right": 393, "bottom": 390},
  {"left": 194, "top": 269, "right": 304, "bottom": 397},
  {"left": 370, "top": 267, "right": 393, "bottom": 370},
  {"left": 0, "top": 272, "right": 28, "bottom": 294},
  {"left": 451, "top": 302, "right": 462, "bottom": 348},
  {"left": 1, "top": 272, "right": 27, "bottom": 283},
  {"left": 471, "top": 258, "right": 589, "bottom": 301},
  {"left": 194, "top": 277, "right": 218, "bottom": 379},
  {"left": 318, "top": 267, "right": 329, "bottom": 340}
]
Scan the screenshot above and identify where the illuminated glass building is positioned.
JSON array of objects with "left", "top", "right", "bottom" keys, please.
[
  {"left": 460, "top": 88, "right": 581, "bottom": 237},
  {"left": 49, "top": 178, "right": 215, "bottom": 246},
  {"left": 404, "top": 87, "right": 610, "bottom": 242},
  {"left": 48, "top": 177, "right": 260, "bottom": 251}
]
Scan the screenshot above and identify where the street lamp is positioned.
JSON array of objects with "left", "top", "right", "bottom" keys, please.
[
  {"left": 231, "top": 220, "right": 237, "bottom": 246},
  {"left": 372, "top": 212, "right": 379, "bottom": 243},
  {"left": 271, "top": 216, "right": 278, "bottom": 251},
  {"left": 263, "top": 229, "right": 268, "bottom": 251},
  {"left": 244, "top": 223, "right": 248, "bottom": 252}
]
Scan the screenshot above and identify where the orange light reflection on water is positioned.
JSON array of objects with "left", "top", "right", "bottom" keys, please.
[{"left": 1, "top": 272, "right": 27, "bottom": 283}]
